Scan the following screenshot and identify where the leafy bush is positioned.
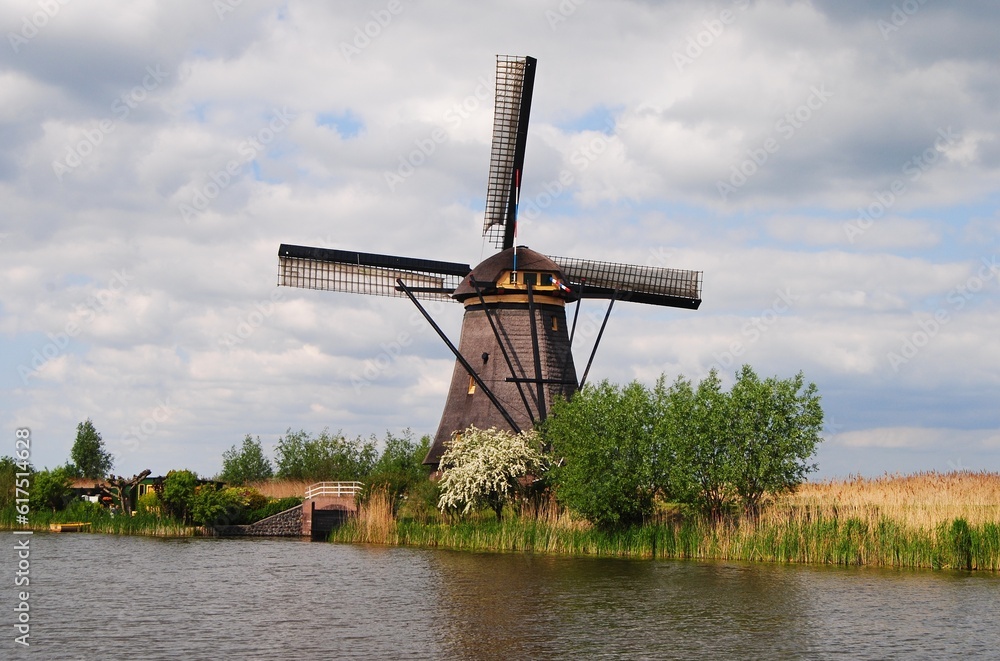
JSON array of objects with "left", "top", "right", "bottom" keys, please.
[
  {"left": 136, "top": 490, "right": 161, "bottom": 515},
  {"left": 397, "top": 477, "right": 440, "bottom": 524},
  {"left": 222, "top": 486, "right": 268, "bottom": 512},
  {"left": 363, "top": 430, "right": 432, "bottom": 512},
  {"left": 661, "top": 372, "right": 733, "bottom": 518},
  {"left": 437, "top": 426, "right": 546, "bottom": 521},
  {"left": 190, "top": 485, "right": 297, "bottom": 526},
  {"left": 191, "top": 484, "right": 243, "bottom": 526},
  {"left": 160, "top": 470, "right": 199, "bottom": 523},
  {"left": 28, "top": 466, "right": 75, "bottom": 513},
  {"left": 62, "top": 499, "right": 105, "bottom": 520},
  {"left": 275, "top": 428, "right": 377, "bottom": 481},
  {"left": 722, "top": 366, "right": 823, "bottom": 516}
]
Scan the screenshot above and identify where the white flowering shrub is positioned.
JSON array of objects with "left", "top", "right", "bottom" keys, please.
[{"left": 437, "top": 426, "right": 546, "bottom": 520}]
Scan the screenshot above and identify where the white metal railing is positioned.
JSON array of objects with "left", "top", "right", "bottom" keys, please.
[{"left": 304, "top": 481, "right": 364, "bottom": 499}]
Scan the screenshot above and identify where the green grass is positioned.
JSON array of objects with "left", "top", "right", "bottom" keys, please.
[
  {"left": 0, "top": 502, "right": 199, "bottom": 537},
  {"left": 330, "top": 508, "right": 1000, "bottom": 571}
]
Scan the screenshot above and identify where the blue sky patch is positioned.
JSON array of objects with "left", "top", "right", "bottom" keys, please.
[
  {"left": 557, "top": 105, "right": 621, "bottom": 135},
  {"left": 316, "top": 111, "right": 364, "bottom": 138}
]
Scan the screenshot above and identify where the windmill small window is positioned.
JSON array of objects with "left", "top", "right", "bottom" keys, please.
[
  {"left": 508, "top": 272, "right": 517, "bottom": 284},
  {"left": 551, "top": 315, "right": 558, "bottom": 331},
  {"left": 467, "top": 376, "right": 476, "bottom": 395},
  {"left": 523, "top": 273, "right": 537, "bottom": 286},
  {"left": 542, "top": 274, "right": 553, "bottom": 286}
]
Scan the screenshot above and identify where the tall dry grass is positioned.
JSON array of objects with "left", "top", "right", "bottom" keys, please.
[
  {"left": 247, "top": 479, "right": 313, "bottom": 499},
  {"left": 351, "top": 488, "right": 397, "bottom": 544},
  {"left": 780, "top": 471, "right": 1000, "bottom": 530}
]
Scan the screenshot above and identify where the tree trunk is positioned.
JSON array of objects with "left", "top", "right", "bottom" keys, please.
[{"left": 99, "top": 470, "right": 152, "bottom": 514}]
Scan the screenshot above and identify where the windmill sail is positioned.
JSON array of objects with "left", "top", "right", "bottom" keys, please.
[
  {"left": 482, "top": 55, "right": 537, "bottom": 250},
  {"left": 278, "top": 244, "right": 469, "bottom": 302},
  {"left": 547, "top": 255, "right": 703, "bottom": 309}
]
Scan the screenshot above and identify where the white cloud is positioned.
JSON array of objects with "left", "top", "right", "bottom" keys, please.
[
  {"left": 838, "top": 427, "right": 1000, "bottom": 451},
  {"left": 1, "top": 0, "right": 998, "bottom": 477}
]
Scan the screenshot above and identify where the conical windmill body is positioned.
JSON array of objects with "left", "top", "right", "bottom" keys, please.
[{"left": 278, "top": 56, "right": 703, "bottom": 467}]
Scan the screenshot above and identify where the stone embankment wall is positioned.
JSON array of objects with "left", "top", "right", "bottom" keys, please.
[{"left": 211, "top": 504, "right": 303, "bottom": 537}]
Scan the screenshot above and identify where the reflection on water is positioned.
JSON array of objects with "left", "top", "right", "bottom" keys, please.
[{"left": 7, "top": 534, "right": 999, "bottom": 659}]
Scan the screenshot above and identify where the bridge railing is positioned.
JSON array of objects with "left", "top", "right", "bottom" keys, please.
[{"left": 304, "top": 481, "right": 364, "bottom": 499}]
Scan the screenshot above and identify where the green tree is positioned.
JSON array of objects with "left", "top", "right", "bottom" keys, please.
[
  {"left": 724, "top": 365, "right": 823, "bottom": 516},
  {"left": 29, "top": 466, "right": 74, "bottom": 513},
  {"left": 275, "top": 428, "right": 377, "bottom": 481},
  {"left": 544, "top": 380, "right": 659, "bottom": 529},
  {"left": 546, "top": 367, "right": 824, "bottom": 524},
  {"left": 219, "top": 435, "right": 274, "bottom": 485},
  {"left": 100, "top": 470, "right": 152, "bottom": 515},
  {"left": 668, "top": 367, "right": 823, "bottom": 518},
  {"left": 437, "top": 426, "right": 546, "bottom": 521},
  {"left": 70, "top": 418, "right": 113, "bottom": 479},
  {"left": 364, "top": 430, "right": 432, "bottom": 511},
  {"left": 160, "top": 469, "right": 199, "bottom": 523},
  {"left": 0, "top": 456, "right": 33, "bottom": 510},
  {"left": 664, "top": 370, "right": 734, "bottom": 519}
]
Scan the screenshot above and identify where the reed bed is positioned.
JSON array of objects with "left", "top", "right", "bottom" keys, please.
[
  {"left": 783, "top": 471, "right": 1000, "bottom": 530},
  {"left": 331, "top": 472, "right": 1000, "bottom": 571},
  {"left": 349, "top": 488, "right": 397, "bottom": 544},
  {"left": 1, "top": 508, "right": 199, "bottom": 537}
]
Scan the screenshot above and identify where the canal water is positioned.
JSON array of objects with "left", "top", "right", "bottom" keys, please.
[{"left": 7, "top": 533, "right": 1000, "bottom": 659}]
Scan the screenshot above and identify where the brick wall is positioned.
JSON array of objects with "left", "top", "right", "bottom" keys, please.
[{"left": 211, "top": 504, "right": 303, "bottom": 537}]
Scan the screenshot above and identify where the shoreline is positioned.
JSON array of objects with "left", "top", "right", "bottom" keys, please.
[
  {"left": 4, "top": 512, "right": 996, "bottom": 571},
  {"left": 327, "top": 513, "right": 999, "bottom": 571},
  {"left": 7, "top": 471, "right": 998, "bottom": 571}
]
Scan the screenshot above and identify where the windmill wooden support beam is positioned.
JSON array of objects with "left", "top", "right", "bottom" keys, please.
[
  {"left": 396, "top": 278, "right": 522, "bottom": 436},
  {"left": 579, "top": 288, "right": 619, "bottom": 390}
]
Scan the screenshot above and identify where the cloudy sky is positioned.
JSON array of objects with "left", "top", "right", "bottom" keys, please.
[{"left": 2, "top": 0, "right": 998, "bottom": 479}]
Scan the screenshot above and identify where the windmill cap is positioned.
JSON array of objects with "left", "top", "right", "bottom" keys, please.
[{"left": 452, "top": 246, "right": 567, "bottom": 301}]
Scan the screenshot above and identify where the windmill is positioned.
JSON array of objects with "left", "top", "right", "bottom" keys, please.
[{"left": 278, "top": 55, "right": 703, "bottom": 467}]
